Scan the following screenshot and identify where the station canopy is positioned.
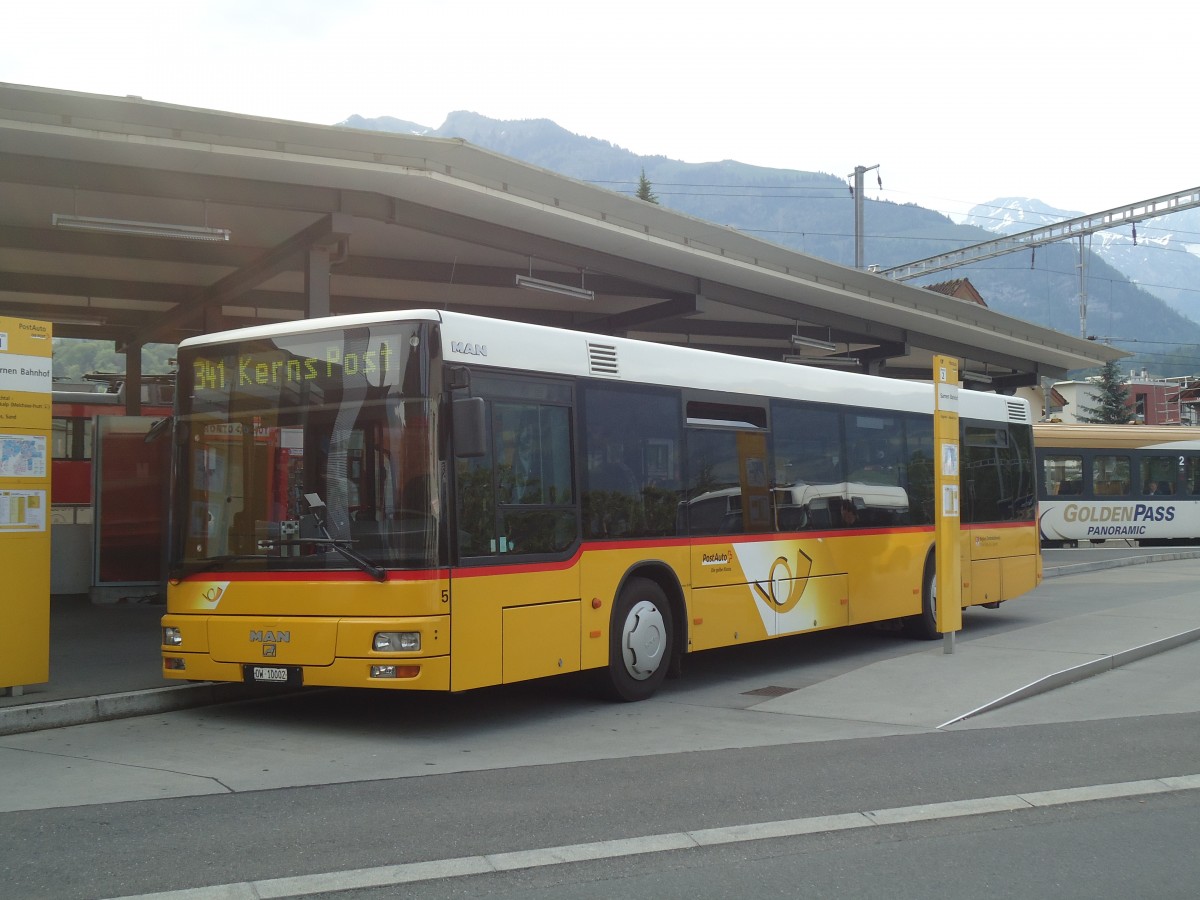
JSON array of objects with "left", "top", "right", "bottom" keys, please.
[{"left": 0, "top": 82, "right": 1118, "bottom": 396}]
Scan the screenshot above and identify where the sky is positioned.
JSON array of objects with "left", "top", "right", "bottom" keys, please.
[{"left": 5, "top": 1, "right": 1195, "bottom": 222}]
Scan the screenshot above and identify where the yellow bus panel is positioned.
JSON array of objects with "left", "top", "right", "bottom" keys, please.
[
  {"left": 161, "top": 650, "right": 452, "bottom": 691},
  {"left": 1001, "top": 554, "right": 1039, "bottom": 600},
  {"left": 449, "top": 563, "right": 581, "bottom": 692},
  {"left": 207, "top": 616, "right": 339, "bottom": 665},
  {"left": 968, "top": 557, "right": 1001, "bottom": 606},
  {"left": 169, "top": 575, "right": 448, "bottom": 617},
  {"left": 502, "top": 600, "right": 581, "bottom": 683}
]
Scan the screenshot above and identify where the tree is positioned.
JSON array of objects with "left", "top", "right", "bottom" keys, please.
[
  {"left": 635, "top": 168, "right": 659, "bottom": 204},
  {"left": 1080, "top": 359, "right": 1131, "bottom": 424}
]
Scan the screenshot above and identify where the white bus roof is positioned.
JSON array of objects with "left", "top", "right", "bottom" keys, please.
[{"left": 179, "top": 309, "right": 1029, "bottom": 423}]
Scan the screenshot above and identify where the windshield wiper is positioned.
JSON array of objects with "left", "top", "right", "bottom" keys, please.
[{"left": 256, "top": 537, "right": 387, "bottom": 583}]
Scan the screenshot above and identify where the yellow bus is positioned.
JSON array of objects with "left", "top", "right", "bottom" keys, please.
[{"left": 162, "top": 310, "right": 1041, "bottom": 700}]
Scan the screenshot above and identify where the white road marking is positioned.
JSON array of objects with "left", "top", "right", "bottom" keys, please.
[{"left": 104, "top": 774, "right": 1200, "bottom": 900}]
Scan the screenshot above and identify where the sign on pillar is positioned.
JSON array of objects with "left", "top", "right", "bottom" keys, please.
[
  {"left": 0, "top": 317, "right": 53, "bottom": 696},
  {"left": 932, "top": 355, "right": 962, "bottom": 653}
]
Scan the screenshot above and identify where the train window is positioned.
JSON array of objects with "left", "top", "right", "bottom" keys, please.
[
  {"left": 1140, "top": 456, "right": 1176, "bottom": 496},
  {"left": 51, "top": 416, "right": 94, "bottom": 461},
  {"left": 1043, "top": 454, "right": 1083, "bottom": 497},
  {"left": 1091, "top": 455, "right": 1129, "bottom": 497},
  {"left": 1187, "top": 457, "right": 1200, "bottom": 496}
]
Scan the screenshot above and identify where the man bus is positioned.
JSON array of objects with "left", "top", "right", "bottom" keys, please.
[{"left": 162, "top": 310, "right": 1040, "bottom": 701}]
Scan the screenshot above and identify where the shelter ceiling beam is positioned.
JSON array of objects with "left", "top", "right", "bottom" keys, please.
[
  {"left": 384, "top": 198, "right": 701, "bottom": 296},
  {"left": 129, "top": 213, "right": 353, "bottom": 346},
  {"left": 583, "top": 296, "right": 700, "bottom": 334},
  {"left": 696, "top": 279, "right": 910, "bottom": 344}
]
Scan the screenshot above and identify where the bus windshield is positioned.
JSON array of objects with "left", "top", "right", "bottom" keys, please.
[{"left": 173, "top": 323, "right": 438, "bottom": 574}]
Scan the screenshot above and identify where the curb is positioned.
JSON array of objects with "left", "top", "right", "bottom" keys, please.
[
  {"left": 0, "top": 682, "right": 264, "bottom": 736},
  {"left": 1042, "top": 548, "right": 1200, "bottom": 579},
  {"left": 938, "top": 625, "right": 1200, "bottom": 727}
]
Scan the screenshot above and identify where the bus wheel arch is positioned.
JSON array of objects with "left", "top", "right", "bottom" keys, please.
[{"left": 604, "top": 565, "right": 683, "bottom": 701}]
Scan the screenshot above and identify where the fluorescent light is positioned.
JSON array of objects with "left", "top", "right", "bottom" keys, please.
[
  {"left": 515, "top": 274, "right": 594, "bottom": 301},
  {"left": 783, "top": 355, "right": 861, "bottom": 368},
  {"left": 962, "top": 370, "right": 993, "bottom": 384},
  {"left": 790, "top": 334, "right": 838, "bottom": 352},
  {"left": 50, "top": 314, "right": 108, "bottom": 326},
  {"left": 53, "top": 214, "right": 231, "bottom": 242}
]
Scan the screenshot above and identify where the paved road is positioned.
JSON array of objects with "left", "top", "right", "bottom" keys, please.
[{"left": 1, "top": 557, "right": 1198, "bottom": 899}]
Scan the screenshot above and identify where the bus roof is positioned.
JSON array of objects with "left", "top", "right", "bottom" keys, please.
[
  {"left": 1034, "top": 423, "right": 1200, "bottom": 451},
  {"left": 179, "top": 309, "right": 1030, "bottom": 424}
]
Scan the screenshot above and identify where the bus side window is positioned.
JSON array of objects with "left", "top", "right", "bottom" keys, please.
[{"left": 580, "top": 384, "right": 682, "bottom": 539}]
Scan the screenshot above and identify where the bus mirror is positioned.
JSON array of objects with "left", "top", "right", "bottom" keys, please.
[
  {"left": 452, "top": 397, "right": 486, "bottom": 458},
  {"left": 446, "top": 365, "right": 472, "bottom": 392},
  {"left": 145, "top": 416, "right": 173, "bottom": 444}
]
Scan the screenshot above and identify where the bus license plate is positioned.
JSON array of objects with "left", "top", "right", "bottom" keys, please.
[{"left": 251, "top": 666, "right": 289, "bottom": 683}]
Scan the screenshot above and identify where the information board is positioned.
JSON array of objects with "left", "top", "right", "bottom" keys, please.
[{"left": 0, "top": 316, "right": 52, "bottom": 694}]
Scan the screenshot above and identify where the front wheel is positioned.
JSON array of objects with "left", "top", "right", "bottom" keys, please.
[{"left": 605, "top": 577, "right": 674, "bottom": 702}]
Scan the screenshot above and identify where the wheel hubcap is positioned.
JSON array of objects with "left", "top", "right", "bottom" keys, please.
[{"left": 622, "top": 600, "right": 666, "bottom": 680}]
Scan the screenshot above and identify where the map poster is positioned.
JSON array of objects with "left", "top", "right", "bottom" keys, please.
[
  {"left": 0, "top": 434, "right": 47, "bottom": 478},
  {"left": 0, "top": 489, "right": 47, "bottom": 532}
]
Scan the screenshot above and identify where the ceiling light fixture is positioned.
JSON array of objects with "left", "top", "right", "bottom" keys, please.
[
  {"left": 47, "top": 314, "right": 108, "bottom": 326},
  {"left": 783, "top": 355, "right": 861, "bottom": 368},
  {"left": 790, "top": 334, "right": 838, "bottom": 352},
  {"left": 52, "top": 214, "right": 231, "bottom": 243},
  {"left": 962, "top": 370, "right": 994, "bottom": 384},
  {"left": 515, "top": 274, "right": 594, "bottom": 301}
]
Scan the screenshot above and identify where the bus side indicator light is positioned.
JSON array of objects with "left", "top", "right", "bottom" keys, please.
[
  {"left": 591, "top": 598, "right": 602, "bottom": 609},
  {"left": 589, "top": 630, "right": 601, "bottom": 639},
  {"left": 693, "top": 618, "right": 703, "bottom": 625}
]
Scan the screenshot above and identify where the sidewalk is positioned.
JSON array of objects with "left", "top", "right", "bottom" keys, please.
[
  {"left": 4, "top": 547, "right": 1200, "bottom": 735},
  {"left": 0, "top": 594, "right": 261, "bottom": 735}
]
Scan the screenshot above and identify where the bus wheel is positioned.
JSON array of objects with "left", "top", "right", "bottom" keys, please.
[
  {"left": 606, "top": 577, "right": 673, "bottom": 702},
  {"left": 903, "top": 555, "right": 940, "bottom": 641}
]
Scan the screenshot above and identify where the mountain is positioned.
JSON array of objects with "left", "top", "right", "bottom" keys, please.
[
  {"left": 337, "top": 112, "right": 1200, "bottom": 361},
  {"left": 963, "top": 198, "right": 1200, "bottom": 324}
]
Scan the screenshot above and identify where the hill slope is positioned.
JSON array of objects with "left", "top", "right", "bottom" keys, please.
[{"left": 339, "top": 113, "right": 1200, "bottom": 349}]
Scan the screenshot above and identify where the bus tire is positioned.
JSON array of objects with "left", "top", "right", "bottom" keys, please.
[
  {"left": 903, "top": 555, "right": 940, "bottom": 640},
  {"left": 605, "top": 577, "right": 674, "bottom": 702}
]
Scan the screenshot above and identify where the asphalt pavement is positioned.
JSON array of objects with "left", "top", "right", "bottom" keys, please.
[{"left": 3, "top": 542, "right": 1200, "bottom": 736}]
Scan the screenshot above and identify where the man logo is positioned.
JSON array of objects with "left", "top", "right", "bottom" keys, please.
[
  {"left": 249, "top": 630, "right": 290, "bottom": 643},
  {"left": 263, "top": 645, "right": 277, "bottom": 658}
]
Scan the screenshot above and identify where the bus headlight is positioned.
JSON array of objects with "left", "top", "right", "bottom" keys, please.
[
  {"left": 373, "top": 631, "right": 420, "bottom": 652},
  {"left": 162, "top": 626, "right": 183, "bottom": 646}
]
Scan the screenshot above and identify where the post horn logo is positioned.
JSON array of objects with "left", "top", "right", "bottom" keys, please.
[{"left": 751, "top": 549, "right": 814, "bottom": 613}]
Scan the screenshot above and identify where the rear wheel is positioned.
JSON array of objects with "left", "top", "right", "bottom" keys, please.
[
  {"left": 605, "top": 577, "right": 673, "bottom": 701},
  {"left": 903, "top": 554, "right": 939, "bottom": 640}
]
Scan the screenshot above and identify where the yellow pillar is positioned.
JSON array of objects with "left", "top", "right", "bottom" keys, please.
[
  {"left": 0, "top": 317, "right": 53, "bottom": 695},
  {"left": 932, "top": 356, "right": 962, "bottom": 649}
]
